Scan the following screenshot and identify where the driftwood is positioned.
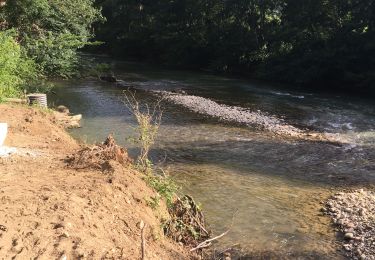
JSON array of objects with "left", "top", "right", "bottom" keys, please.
[
  {"left": 190, "top": 230, "right": 230, "bottom": 251},
  {"left": 190, "top": 209, "right": 237, "bottom": 252}
]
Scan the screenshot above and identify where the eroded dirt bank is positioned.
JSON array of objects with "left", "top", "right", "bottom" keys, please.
[{"left": 0, "top": 104, "right": 190, "bottom": 259}]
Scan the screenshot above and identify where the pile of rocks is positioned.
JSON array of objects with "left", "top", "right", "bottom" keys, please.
[{"left": 325, "top": 189, "right": 375, "bottom": 260}]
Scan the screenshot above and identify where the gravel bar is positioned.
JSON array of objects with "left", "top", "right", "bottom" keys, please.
[
  {"left": 325, "top": 190, "right": 375, "bottom": 260},
  {"left": 157, "top": 91, "right": 303, "bottom": 136}
]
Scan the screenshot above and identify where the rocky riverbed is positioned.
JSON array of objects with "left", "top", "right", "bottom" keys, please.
[
  {"left": 156, "top": 91, "right": 302, "bottom": 134},
  {"left": 325, "top": 190, "right": 375, "bottom": 260},
  {"left": 154, "top": 91, "right": 351, "bottom": 144}
]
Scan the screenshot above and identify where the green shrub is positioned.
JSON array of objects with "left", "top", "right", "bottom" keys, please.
[
  {"left": 0, "top": 30, "right": 38, "bottom": 100},
  {"left": 145, "top": 174, "right": 179, "bottom": 207},
  {"left": 24, "top": 32, "right": 87, "bottom": 78}
]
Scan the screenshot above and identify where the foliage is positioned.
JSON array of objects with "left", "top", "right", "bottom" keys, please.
[
  {"left": 122, "top": 90, "right": 163, "bottom": 172},
  {"left": 0, "top": 0, "right": 103, "bottom": 78},
  {"left": 121, "top": 90, "right": 178, "bottom": 208},
  {"left": 95, "top": 0, "right": 375, "bottom": 94},
  {"left": 0, "top": 30, "right": 39, "bottom": 100},
  {"left": 145, "top": 173, "right": 179, "bottom": 207}
]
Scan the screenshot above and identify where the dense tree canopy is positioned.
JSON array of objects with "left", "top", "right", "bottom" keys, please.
[
  {"left": 0, "top": 0, "right": 102, "bottom": 99},
  {"left": 1, "top": 0, "right": 103, "bottom": 77},
  {"left": 0, "top": 0, "right": 373, "bottom": 95},
  {"left": 95, "top": 0, "right": 375, "bottom": 94}
]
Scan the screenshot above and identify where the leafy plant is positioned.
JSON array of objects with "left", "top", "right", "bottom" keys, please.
[
  {"left": 145, "top": 173, "right": 179, "bottom": 207},
  {"left": 0, "top": 30, "right": 39, "bottom": 100}
]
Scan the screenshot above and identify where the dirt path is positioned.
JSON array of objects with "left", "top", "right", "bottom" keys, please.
[{"left": 0, "top": 104, "right": 189, "bottom": 259}]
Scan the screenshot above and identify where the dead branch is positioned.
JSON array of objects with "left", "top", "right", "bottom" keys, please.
[
  {"left": 190, "top": 209, "right": 238, "bottom": 252},
  {"left": 190, "top": 230, "right": 229, "bottom": 252}
]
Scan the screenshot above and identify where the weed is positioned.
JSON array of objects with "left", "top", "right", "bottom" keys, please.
[
  {"left": 123, "top": 91, "right": 180, "bottom": 209},
  {"left": 146, "top": 195, "right": 161, "bottom": 209},
  {"left": 122, "top": 90, "right": 163, "bottom": 173},
  {"left": 145, "top": 173, "right": 179, "bottom": 207}
]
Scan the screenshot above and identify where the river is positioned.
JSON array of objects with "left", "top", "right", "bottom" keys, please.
[{"left": 52, "top": 59, "right": 375, "bottom": 259}]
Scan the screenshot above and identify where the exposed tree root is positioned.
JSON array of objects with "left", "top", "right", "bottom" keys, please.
[{"left": 65, "top": 135, "right": 132, "bottom": 171}]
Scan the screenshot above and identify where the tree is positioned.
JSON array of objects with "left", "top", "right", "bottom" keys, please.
[
  {"left": 94, "top": 0, "right": 375, "bottom": 94},
  {"left": 0, "top": 0, "right": 103, "bottom": 77}
]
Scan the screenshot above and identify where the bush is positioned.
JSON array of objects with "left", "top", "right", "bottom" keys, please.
[
  {"left": 145, "top": 173, "right": 179, "bottom": 207},
  {"left": 24, "top": 33, "right": 87, "bottom": 78},
  {"left": 0, "top": 30, "right": 39, "bottom": 100}
]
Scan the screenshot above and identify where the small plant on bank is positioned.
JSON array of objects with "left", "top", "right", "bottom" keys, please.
[
  {"left": 122, "top": 92, "right": 211, "bottom": 249},
  {"left": 122, "top": 90, "right": 179, "bottom": 207},
  {"left": 122, "top": 90, "right": 163, "bottom": 173},
  {"left": 145, "top": 172, "right": 179, "bottom": 207}
]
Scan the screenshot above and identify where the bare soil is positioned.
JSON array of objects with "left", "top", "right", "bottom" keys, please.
[{"left": 0, "top": 104, "right": 190, "bottom": 259}]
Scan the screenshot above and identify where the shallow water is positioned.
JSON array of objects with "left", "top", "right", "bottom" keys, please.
[{"left": 52, "top": 59, "right": 375, "bottom": 258}]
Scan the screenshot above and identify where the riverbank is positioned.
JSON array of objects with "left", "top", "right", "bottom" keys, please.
[{"left": 0, "top": 104, "right": 191, "bottom": 259}]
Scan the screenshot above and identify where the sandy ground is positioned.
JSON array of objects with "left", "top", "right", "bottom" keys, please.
[{"left": 0, "top": 104, "right": 189, "bottom": 259}]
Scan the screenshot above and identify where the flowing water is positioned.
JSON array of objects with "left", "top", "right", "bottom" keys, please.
[{"left": 52, "top": 59, "right": 375, "bottom": 259}]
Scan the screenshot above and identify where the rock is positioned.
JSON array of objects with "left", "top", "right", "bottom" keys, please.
[
  {"left": 53, "top": 111, "right": 82, "bottom": 129},
  {"left": 0, "top": 225, "right": 7, "bottom": 232},
  {"left": 346, "top": 222, "right": 355, "bottom": 228},
  {"left": 345, "top": 228, "right": 355, "bottom": 234},
  {"left": 57, "top": 105, "right": 70, "bottom": 114},
  {"left": 359, "top": 208, "right": 366, "bottom": 216},
  {"left": 337, "top": 219, "right": 344, "bottom": 225},
  {"left": 70, "top": 114, "right": 82, "bottom": 121},
  {"left": 325, "top": 190, "right": 375, "bottom": 259},
  {"left": 344, "top": 244, "right": 352, "bottom": 251},
  {"left": 25, "top": 116, "right": 33, "bottom": 123},
  {"left": 100, "top": 75, "right": 117, "bottom": 83},
  {"left": 171, "top": 88, "right": 187, "bottom": 94},
  {"left": 53, "top": 223, "right": 65, "bottom": 229},
  {"left": 137, "top": 220, "right": 145, "bottom": 229},
  {"left": 345, "top": 232, "right": 354, "bottom": 240}
]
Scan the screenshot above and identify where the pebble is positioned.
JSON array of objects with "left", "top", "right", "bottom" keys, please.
[
  {"left": 325, "top": 189, "right": 375, "bottom": 259},
  {"left": 137, "top": 220, "right": 145, "bottom": 229}
]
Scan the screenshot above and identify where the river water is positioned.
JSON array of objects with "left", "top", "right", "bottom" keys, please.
[{"left": 52, "top": 59, "right": 375, "bottom": 259}]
